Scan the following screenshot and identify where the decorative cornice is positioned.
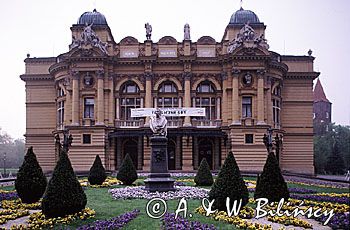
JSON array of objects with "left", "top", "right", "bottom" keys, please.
[
  {"left": 231, "top": 68, "right": 241, "bottom": 76},
  {"left": 96, "top": 70, "right": 105, "bottom": 79},
  {"left": 20, "top": 74, "right": 53, "bottom": 81},
  {"left": 285, "top": 72, "right": 320, "bottom": 80}
]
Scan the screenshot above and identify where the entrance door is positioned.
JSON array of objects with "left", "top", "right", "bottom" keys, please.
[
  {"left": 198, "top": 138, "right": 213, "bottom": 169},
  {"left": 122, "top": 139, "right": 138, "bottom": 169}
]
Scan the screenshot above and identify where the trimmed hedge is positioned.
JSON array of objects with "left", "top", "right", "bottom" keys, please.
[
  {"left": 42, "top": 150, "right": 87, "bottom": 217},
  {"left": 208, "top": 152, "right": 249, "bottom": 211},
  {"left": 15, "top": 147, "right": 47, "bottom": 204},
  {"left": 117, "top": 153, "right": 138, "bottom": 185},
  {"left": 88, "top": 155, "right": 107, "bottom": 185},
  {"left": 194, "top": 158, "right": 214, "bottom": 186}
]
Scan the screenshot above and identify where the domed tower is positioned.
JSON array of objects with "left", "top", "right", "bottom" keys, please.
[
  {"left": 222, "top": 7, "right": 266, "bottom": 43},
  {"left": 69, "top": 9, "right": 115, "bottom": 54}
]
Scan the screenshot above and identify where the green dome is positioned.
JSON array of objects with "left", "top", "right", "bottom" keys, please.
[
  {"left": 230, "top": 7, "right": 260, "bottom": 24},
  {"left": 77, "top": 9, "right": 108, "bottom": 25}
]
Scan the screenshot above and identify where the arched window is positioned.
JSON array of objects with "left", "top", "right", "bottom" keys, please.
[
  {"left": 195, "top": 81, "right": 216, "bottom": 120},
  {"left": 119, "top": 81, "right": 141, "bottom": 120},
  {"left": 157, "top": 82, "right": 180, "bottom": 124}
]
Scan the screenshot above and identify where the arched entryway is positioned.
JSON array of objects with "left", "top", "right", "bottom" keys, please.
[
  {"left": 122, "top": 139, "right": 138, "bottom": 169},
  {"left": 167, "top": 138, "right": 176, "bottom": 170},
  {"left": 198, "top": 138, "right": 213, "bottom": 169}
]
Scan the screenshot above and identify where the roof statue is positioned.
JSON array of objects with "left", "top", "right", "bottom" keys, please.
[
  {"left": 150, "top": 108, "right": 167, "bottom": 137},
  {"left": 145, "top": 23, "right": 152, "bottom": 40},
  {"left": 184, "top": 23, "right": 190, "bottom": 40},
  {"left": 69, "top": 23, "right": 108, "bottom": 54},
  {"left": 227, "top": 22, "right": 269, "bottom": 53}
]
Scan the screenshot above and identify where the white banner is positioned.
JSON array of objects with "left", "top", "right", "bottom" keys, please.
[{"left": 131, "top": 108, "right": 205, "bottom": 117}]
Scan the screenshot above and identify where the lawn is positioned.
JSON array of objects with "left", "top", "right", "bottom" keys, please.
[
  {"left": 54, "top": 177, "right": 350, "bottom": 229},
  {"left": 0, "top": 176, "right": 349, "bottom": 229}
]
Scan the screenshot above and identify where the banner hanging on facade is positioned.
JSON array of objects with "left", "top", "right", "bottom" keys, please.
[{"left": 131, "top": 108, "right": 205, "bottom": 117}]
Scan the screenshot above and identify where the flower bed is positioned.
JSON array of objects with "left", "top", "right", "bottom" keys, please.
[
  {"left": 0, "top": 209, "right": 29, "bottom": 225},
  {"left": 315, "top": 212, "right": 349, "bottom": 230},
  {"left": 267, "top": 215, "right": 312, "bottom": 228},
  {"left": 290, "top": 194, "right": 350, "bottom": 204},
  {"left": 161, "top": 213, "right": 217, "bottom": 230},
  {"left": 288, "top": 187, "right": 317, "bottom": 194},
  {"left": 10, "top": 208, "right": 95, "bottom": 229},
  {"left": 76, "top": 209, "right": 140, "bottom": 230},
  {"left": 109, "top": 186, "right": 209, "bottom": 200},
  {"left": 0, "top": 190, "right": 18, "bottom": 202},
  {"left": 1, "top": 199, "right": 41, "bottom": 210},
  {"left": 195, "top": 207, "right": 272, "bottom": 230},
  {"left": 79, "top": 177, "right": 122, "bottom": 188}
]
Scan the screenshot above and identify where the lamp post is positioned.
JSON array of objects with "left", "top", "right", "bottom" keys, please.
[{"left": 3, "top": 152, "right": 6, "bottom": 176}]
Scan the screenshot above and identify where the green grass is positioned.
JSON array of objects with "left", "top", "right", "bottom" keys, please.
[{"left": 1, "top": 177, "right": 349, "bottom": 229}]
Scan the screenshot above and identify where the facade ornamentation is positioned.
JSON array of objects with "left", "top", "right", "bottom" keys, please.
[
  {"left": 227, "top": 23, "right": 269, "bottom": 53},
  {"left": 69, "top": 23, "right": 108, "bottom": 54},
  {"left": 242, "top": 72, "right": 253, "bottom": 86},
  {"left": 145, "top": 23, "right": 152, "bottom": 40},
  {"left": 184, "top": 23, "right": 190, "bottom": 40},
  {"left": 83, "top": 72, "right": 94, "bottom": 86}
]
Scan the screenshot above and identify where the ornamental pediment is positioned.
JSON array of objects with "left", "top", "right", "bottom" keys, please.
[
  {"left": 68, "top": 46, "right": 106, "bottom": 58},
  {"left": 232, "top": 45, "right": 270, "bottom": 56}
]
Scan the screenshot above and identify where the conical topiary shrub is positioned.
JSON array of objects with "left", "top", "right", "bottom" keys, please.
[
  {"left": 88, "top": 155, "right": 107, "bottom": 185},
  {"left": 254, "top": 152, "right": 289, "bottom": 202},
  {"left": 208, "top": 152, "right": 249, "bottom": 211},
  {"left": 194, "top": 158, "right": 214, "bottom": 186},
  {"left": 41, "top": 150, "right": 87, "bottom": 218},
  {"left": 15, "top": 147, "right": 47, "bottom": 204},
  {"left": 117, "top": 153, "right": 138, "bottom": 185}
]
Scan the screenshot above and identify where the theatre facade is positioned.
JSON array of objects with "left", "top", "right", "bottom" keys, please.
[{"left": 20, "top": 8, "right": 319, "bottom": 174}]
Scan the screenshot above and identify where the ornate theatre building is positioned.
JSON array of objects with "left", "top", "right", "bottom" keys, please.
[{"left": 20, "top": 8, "right": 319, "bottom": 174}]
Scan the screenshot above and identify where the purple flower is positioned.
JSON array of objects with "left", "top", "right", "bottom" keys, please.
[
  {"left": 77, "top": 209, "right": 140, "bottom": 230},
  {"left": 0, "top": 191, "right": 19, "bottom": 201},
  {"left": 290, "top": 194, "right": 350, "bottom": 204},
  {"left": 288, "top": 187, "right": 317, "bottom": 194},
  {"left": 161, "top": 213, "right": 217, "bottom": 230}
]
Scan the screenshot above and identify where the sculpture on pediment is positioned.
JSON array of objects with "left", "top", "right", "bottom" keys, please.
[
  {"left": 184, "top": 23, "right": 190, "bottom": 40},
  {"left": 145, "top": 23, "right": 152, "bottom": 40},
  {"left": 69, "top": 23, "right": 108, "bottom": 55},
  {"left": 150, "top": 108, "right": 167, "bottom": 137},
  {"left": 227, "top": 22, "right": 269, "bottom": 53}
]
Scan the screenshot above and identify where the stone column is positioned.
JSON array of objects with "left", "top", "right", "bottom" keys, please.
[
  {"left": 144, "top": 73, "right": 152, "bottom": 126},
  {"left": 257, "top": 70, "right": 266, "bottom": 125},
  {"left": 183, "top": 72, "right": 192, "bottom": 126},
  {"left": 138, "top": 136, "right": 143, "bottom": 170},
  {"left": 71, "top": 71, "right": 80, "bottom": 125},
  {"left": 108, "top": 74, "right": 115, "bottom": 125},
  {"left": 116, "top": 137, "right": 122, "bottom": 169},
  {"left": 231, "top": 69, "right": 241, "bottom": 125},
  {"left": 214, "top": 137, "right": 220, "bottom": 170},
  {"left": 193, "top": 136, "right": 198, "bottom": 169},
  {"left": 115, "top": 97, "right": 120, "bottom": 120},
  {"left": 175, "top": 136, "right": 182, "bottom": 170},
  {"left": 216, "top": 97, "right": 221, "bottom": 120},
  {"left": 221, "top": 72, "right": 228, "bottom": 123},
  {"left": 266, "top": 77, "right": 273, "bottom": 126},
  {"left": 96, "top": 70, "right": 105, "bottom": 125}
]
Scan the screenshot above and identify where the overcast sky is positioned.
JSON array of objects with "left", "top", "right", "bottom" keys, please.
[{"left": 0, "top": 0, "right": 349, "bottom": 139}]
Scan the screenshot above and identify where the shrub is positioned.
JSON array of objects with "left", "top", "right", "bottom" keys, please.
[
  {"left": 42, "top": 150, "right": 87, "bottom": 218},
  {"left": 325, "top": 140, "right": 345, "bottom": 175},
  {"left": 15, "top": 147, "right": 47, "bottom": 204},
  {"left": 208, "top": 152, "right": 249, "bottom": 211},
  {"left": 194, "top": 158, "right": 214, "bottom": 186},
  {"left": 117, "top": 153, "right": 138, "bottom": 185},
  {"left": 88, "top": 155, "right": 107, "bottom": 185},
  {"left": 254, "top": 152, "right": 289, "bottom": 202}
]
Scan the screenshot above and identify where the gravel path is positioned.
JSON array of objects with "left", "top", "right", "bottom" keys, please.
[{"left": 0, "top": 209, "right": 39, "bottom": 229}]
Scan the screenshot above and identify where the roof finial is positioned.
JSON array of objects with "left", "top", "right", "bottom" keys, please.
[{"left": 240, "top": 0, "right": 244, "bottom": 10}]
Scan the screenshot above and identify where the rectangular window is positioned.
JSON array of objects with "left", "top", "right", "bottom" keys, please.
[
  {"left": 84, "top": 98, "right": 94, "bottom": 119},
  {"left": 57, "top": 101, "right": 64, "bottom": 125},
  {"left": 82, "top": 134, "right": 91, "bottom": 144},
  {"left": 326, "top": 112, "right": 329, "bottom": 119},
  {"left": 245, "top": 134, "right": 254, "bottom": 144},
  {"left": 242, "top": 97, "right": 252, "bottom": 118},
  {"left": 273, "top": 99, "right": 281, "bottom": 126}
]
